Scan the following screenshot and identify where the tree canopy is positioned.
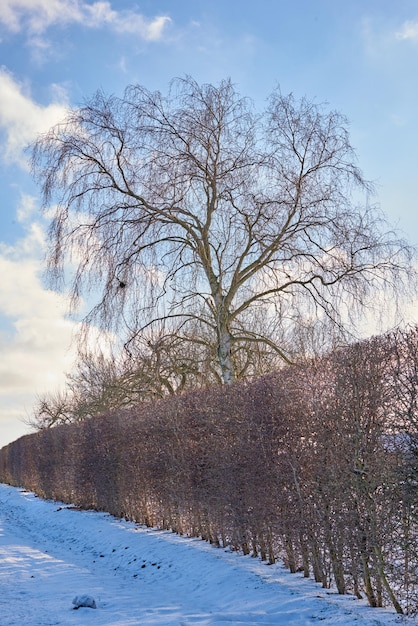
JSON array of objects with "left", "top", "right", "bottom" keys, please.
[{"left": 32, "top": 76, "right": 414, "bottom": 384}]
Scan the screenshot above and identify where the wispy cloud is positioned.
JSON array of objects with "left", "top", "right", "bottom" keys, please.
[
  {"left": 396, "top": 20, "right": 418, "bottom": 41},
  {"left": 83, "top": 3, "right": 171, "bottom": 40},
  {"left": 0, "top": 67, "right": 68, "bottom": 167},
  {"left": 0, "top": 0, "right": 171, "bottom": 40}
]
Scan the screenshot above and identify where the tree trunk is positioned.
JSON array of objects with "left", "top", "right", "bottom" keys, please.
[
  {"left": 324, "top": 519, "right": 346, "bottom": 594},
  {"left": 299, "top": 531, "right": 310, "bottom": 577},
  {"left": 361, "top": 552, "right": 377, "bottom": 607},
  {"left": 213, "top": 292, "right": 235, "bottom": 384},
  {"left": 309, "top": 536, "right": 327, "bottom": 587},
  {"left": 284, "top": 533, "right": 297, "bottom": 573},
  {"left": 374, "top": 546, "right": 404, "bottom": 614},
  {"left": 217, "top": 325, "right": 235, "bottom": 384}
]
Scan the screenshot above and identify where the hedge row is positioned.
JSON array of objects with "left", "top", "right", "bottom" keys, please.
[{"left": 1, "top": 331, "right": 417, "bottom": 613}]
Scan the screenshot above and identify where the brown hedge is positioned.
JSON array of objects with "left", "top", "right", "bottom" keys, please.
[{"left": 1, "top": 332, "right": 417, "bottom": 614}]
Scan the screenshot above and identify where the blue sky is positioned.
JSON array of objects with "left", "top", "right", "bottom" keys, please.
[{"left": 0, "top": 0, "right": 417, "bottom": 447}]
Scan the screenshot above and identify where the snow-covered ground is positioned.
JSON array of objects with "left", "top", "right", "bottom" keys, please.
[{"left": 0, "top": 484, "right": 411, "bottom": 625}]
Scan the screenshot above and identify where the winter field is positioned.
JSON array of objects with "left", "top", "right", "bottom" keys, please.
[{"left": 0, "top": 484, "right": 412, "bottom": 626}]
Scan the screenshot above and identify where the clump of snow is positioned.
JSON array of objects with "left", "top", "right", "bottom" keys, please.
[
  {"left": 0, "top": 483, "right": 412, "bottom": 625},
  {"left": 72, "top": 594, "right": 97, "bottom": 609}
]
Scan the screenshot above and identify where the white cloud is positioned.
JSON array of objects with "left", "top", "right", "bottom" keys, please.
[
  {"left": 361, "top": 16, "right": 418, "bottom": 61},
  {"left": 16, "top": 192, "right": 38, "bottom": 223},
  {"left": 0, "top": 0, "right": 81, "bottom": 33},
  {"left": 0, "top": 67, "right": 69, "bottom": 167},
  {"left": 0, "top": 194, "right": 120, "bottom": 448},
  {"left": 83, "top": 2, "right": 171, "bottom": 40},
  {"left": 0, "top": 202, "right": 78, "bottom": 447},
  {"left": 396, "top": 20, "right": 418, "bottom": 41},
  {"left": 0, "top": 0, "right": 171, "bottom": 40}
]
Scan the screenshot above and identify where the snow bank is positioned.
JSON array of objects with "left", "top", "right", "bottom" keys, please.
[{"left": 0, "top": 483, "right": 408, "bottom": 625}]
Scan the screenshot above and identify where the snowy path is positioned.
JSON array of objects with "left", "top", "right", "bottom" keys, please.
[{"left": 0, "top": 484, "right": 408, "bottom": 625}]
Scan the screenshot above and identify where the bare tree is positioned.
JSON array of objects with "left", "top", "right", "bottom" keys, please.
[
  {"left": 31, "top": 77, "right": 414, "bottom": 383},
  {"left": 28, "top": 328, "right": 218, "bottom": 430},
  {"left": 27, "top": 389, "right": 76, "bottom": 430}
]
